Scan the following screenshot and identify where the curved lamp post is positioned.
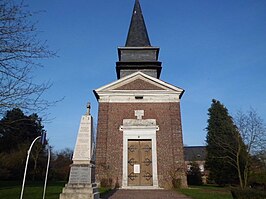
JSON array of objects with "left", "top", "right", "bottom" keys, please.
[{"left": 20, "top": 133, "right": 51, "bottom": 199}]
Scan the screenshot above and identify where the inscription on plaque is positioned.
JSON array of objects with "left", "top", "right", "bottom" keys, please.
[{"left": 69, "top": 166, "right": 91, "bottom": 184}]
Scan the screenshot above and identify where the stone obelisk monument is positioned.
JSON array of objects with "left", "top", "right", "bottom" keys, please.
[{"left": 60, "top": 102, "right": 99, "bottom": 199}]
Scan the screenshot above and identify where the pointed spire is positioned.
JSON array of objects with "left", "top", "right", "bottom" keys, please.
[{"left": 125, "top": 0, "right": 151, "bottom": 47}]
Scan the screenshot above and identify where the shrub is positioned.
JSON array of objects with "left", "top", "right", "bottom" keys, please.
[
  {"left": 172, "top": 178, "right": 181, "bottom": 188},
  {"left": 231, "top": 188, "right": 266, "bottom": 199},
  {"left": 249, "top": 172, "right": 266, "bottom": 190},
  {"left": 187, "top": 162, "right": 203, "bottom": 185},
  {"left": 100, "top": 178, "right": 113, "bottom": 188}
]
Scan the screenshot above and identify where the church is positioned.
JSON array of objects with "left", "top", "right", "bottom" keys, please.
[{"left": 94, "top": 0, "right": 187, "bottom": 189}]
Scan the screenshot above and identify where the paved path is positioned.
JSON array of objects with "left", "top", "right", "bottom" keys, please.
[{"left": 101, "top": 189, "right": 191, "bottom": 199}]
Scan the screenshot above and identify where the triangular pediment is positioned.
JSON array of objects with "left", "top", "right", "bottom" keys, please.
[
  {"left": 94, "top": 72, "right": 184, "bottom": 96},
  {"left": 114, "top": 78, "right": 164, "bottom": 90}
]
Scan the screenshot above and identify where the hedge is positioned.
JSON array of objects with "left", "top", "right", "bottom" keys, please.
[{"left": 231, "top": 188, "right": 266, "bottom": 199}]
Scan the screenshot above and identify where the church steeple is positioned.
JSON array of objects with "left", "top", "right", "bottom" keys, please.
[
  {"left": 116, "top": 0, "right": 162, "bottom": 79},
  {"left": 126, "top": 0, "right": 151, "bottom": 47}
]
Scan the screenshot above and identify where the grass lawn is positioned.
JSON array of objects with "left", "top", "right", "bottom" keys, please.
[
  {"left": 178, "top": 185, "right": 233, "bottom": 199},
  {"left": 0, "top": 181, "right": 65, "bottom": 199},
  {"left": 0, "top": 181, "right": 234, "bottom": 199}
]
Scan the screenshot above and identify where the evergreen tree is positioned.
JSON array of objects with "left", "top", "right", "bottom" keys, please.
[
  {"left": 0, "top": 108, "right": 45, "bottom": 152},
  {"left": 0, "top": 108, "right": 46, "bottom": 180},
  {"left": 205, "top": 99, "right": 241, "bottom": 185}
]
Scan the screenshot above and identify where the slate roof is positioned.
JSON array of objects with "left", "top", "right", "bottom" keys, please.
[
  {"left": 125, "top": 0, "right": 151, "bottom": 47},
  {"left": 184, "top": 146, "right": 207, "bottom": 161}
]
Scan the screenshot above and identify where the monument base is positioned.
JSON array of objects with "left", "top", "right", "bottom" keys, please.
[{"left": 59, "top": 183, "right": 99, "bottom": 199}]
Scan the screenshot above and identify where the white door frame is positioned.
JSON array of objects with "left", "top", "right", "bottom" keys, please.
[{"left": 120, "top": 119, "right": 159, "bottom": 188}]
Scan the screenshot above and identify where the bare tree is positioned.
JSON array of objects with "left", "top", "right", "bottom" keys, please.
[
  {"left": 0, "top": 0, "right": 56, "bottom": 116},
  {"left": 234, "top": 108, "right": 266, "bottom": 188},
  {"left": 235, "top": 108, "right": 266, "bottom": 155}
]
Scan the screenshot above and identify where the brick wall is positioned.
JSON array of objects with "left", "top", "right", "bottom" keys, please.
[
  {"left": 95, "top": 102, "right": 187, "bottom": 188},
  {"left": 114, "top": 79, "right": 164, "bottom": 90}
]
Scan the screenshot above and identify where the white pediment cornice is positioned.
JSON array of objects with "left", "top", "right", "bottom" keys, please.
[{"left": 94, "top": 72, "right": 184, "bottom": 103}]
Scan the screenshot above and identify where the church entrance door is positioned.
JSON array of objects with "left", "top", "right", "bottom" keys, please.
[{"left": 127, "top": 139, "right": 153, "bottom": 186}]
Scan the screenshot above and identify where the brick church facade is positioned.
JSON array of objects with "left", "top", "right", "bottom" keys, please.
[{"left": 94, "top": 0, "right": 187, "bottom": 189}]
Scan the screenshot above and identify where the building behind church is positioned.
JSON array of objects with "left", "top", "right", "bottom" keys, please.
[
  {"left": 184, "top": 146, "right": 208, "bottom": 184},
  {"left": 94, "top": 0, "right": 187, "bottom": 189}
]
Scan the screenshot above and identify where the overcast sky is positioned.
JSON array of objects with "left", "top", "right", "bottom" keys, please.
[{"left": 25, "top": 0, "right": 266, "bottom": 150}]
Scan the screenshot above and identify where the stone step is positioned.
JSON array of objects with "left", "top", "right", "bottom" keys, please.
[
  {"left": 60, "top": 183, "right": 100, "bottom": 199},
  {"left": 101, "top": 189, "right": 191, "bottom": 199}
]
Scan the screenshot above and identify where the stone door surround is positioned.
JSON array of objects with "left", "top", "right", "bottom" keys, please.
[{"left": 120, "top": 110, "right": 159, "bottom": 188}]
